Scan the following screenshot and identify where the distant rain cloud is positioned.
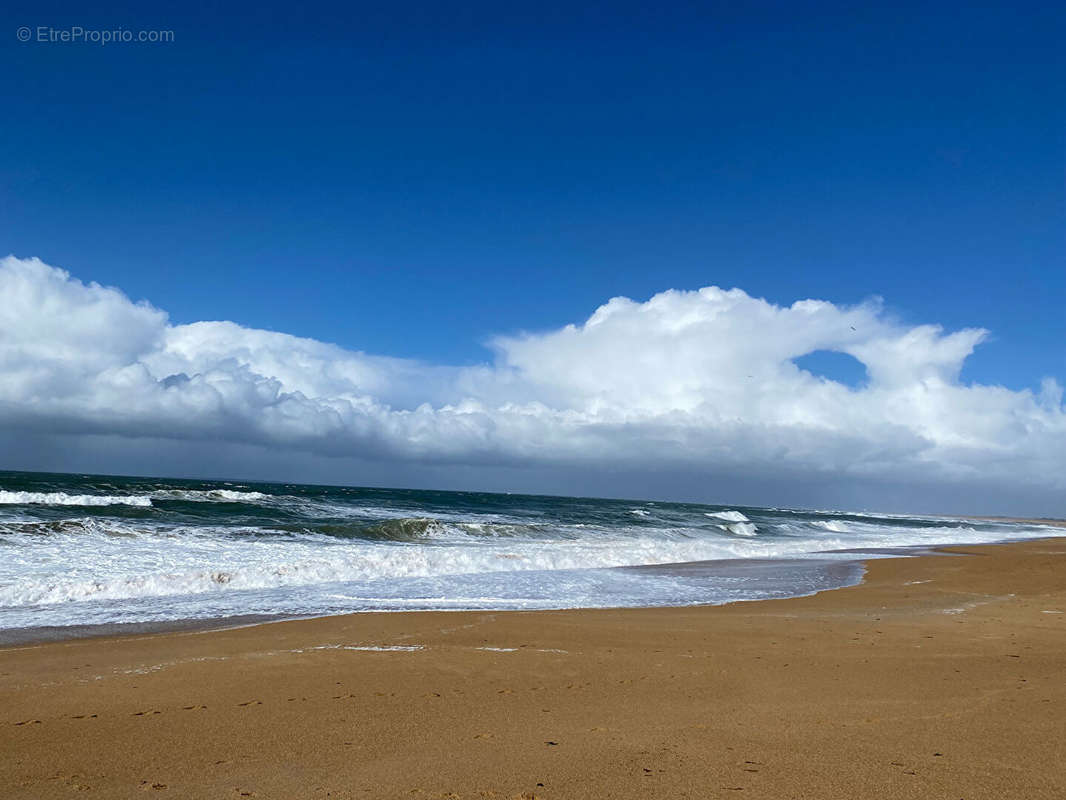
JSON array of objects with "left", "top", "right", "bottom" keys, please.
[{"left": 1, "top": 255, "right": 1064, "bottom": 502}]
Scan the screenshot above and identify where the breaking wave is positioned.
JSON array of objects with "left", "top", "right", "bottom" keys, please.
[
  {"left": 0, "top": 491, "right": 152, "bottom": 507},
  {"left": 0, "top": 472, "right": 1055, "bottom": 631},
  {"left": 703, "top": 510, "right": 757, "bottom": 536},
  {"left": 705, "top": 510, "right": 750, "bottom": 522},
  {"left": 0, "top": 488, "right": 269, "bottom": 507},
  {"left": 0, "top": 531, "right": 795, "bottom": 608},
  {"left": 352, "top": 517, "right": 446, "bottom": 541},
  {"left": 811, "top": 520, "right": 849, "bottom": 532},
  {"left": 152, "top": 489, "right": 270, "bottom": 503},
  {"left": 718, "top": 521, "right": 758, "bottom": 537}
]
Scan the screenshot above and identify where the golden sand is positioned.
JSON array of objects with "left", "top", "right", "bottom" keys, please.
[{"left": 3, "top": 537, "right": 1065, "bottom": 799}]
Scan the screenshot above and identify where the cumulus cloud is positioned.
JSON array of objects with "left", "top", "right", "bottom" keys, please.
[{"left": 1, "top": 255, "right": 1064, "bottom": 502}]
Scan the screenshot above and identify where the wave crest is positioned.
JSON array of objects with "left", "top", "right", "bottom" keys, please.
[
  {"left": 714, "top": 521, "right": 758, "bottom": 537},
  {"left": 357, "top": 517, "right": 448, "bottom": 541},
  {"left": 153, "top": 489, "right": 269, "bottom": 503},
  {"left": 0, "top": 490, "right": 152, "bottom": 507},
  {"left": 811, "top": 520, "right": 848, "bottom": 532},
  {"left": 704, "top": 510, "right": 750, "bottom": 523}
]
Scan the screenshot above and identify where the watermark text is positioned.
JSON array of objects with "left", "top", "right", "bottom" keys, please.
[{"left": 17, "top": 26, "right": 175, "bottom": 45}]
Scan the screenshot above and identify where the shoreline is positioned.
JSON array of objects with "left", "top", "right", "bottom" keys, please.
[
  {"left": 0, "top": 554, "right": 868, "bottom": 648},
  {"left": 3, "top": 536, "right": 1064, "bottom": 798},
  {"left": 3, "top": 522, "right": 1060, "bottom": 648}
]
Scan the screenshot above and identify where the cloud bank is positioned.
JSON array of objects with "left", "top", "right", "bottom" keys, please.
[{"left": 1, "top": 255, "right": 1064, "bottom": 509}]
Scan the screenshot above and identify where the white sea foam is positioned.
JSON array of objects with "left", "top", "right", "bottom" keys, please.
[
  {"left": 723, "top": 522, "right": 758, "bottom": 537},
  {"left": 0, "top": 491, "right": 152, "bottom": 507},
  {"left": 308, "top": 644, "right": 424, "bottom": 652},
  {"left": 0, "top": 486, "right": 1055, "bottom": 632},
  {"left": 1, "top": 514, "right": 1036, "bottom": 613},
  {"left": 704, "top": 511, "right": 757, "bottom": 536},
  {"left": 811, "top": 520, "right": 849, "bottom": 532},
  {"left": 153, "top": 489, "right": 269, "bottom": 503},
  {"left": 0, "top": 528, "right": 787, "bottom": 607},
  {"left": 705, "top": 510, "right": 750, "bottom": 523},
  {"left": 343, "top": 645, "right": 423, "bottom": 652}
]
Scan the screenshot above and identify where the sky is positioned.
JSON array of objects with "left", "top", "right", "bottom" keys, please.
[{"left": 1, "top": 1, "right": 1064, "bottom": 513}]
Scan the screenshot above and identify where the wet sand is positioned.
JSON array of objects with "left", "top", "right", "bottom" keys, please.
[{"left": 2, "top": 537, "right": 1064, "bottom": 799}]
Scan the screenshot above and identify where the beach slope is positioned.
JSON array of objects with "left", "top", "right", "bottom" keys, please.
[{"left": 2, "top": 538, "right": 1064, "bottom": 799}]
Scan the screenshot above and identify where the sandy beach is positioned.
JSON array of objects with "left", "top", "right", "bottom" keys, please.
[{"left": 2, "top": 537, "right": 1064, "bottom": 799}]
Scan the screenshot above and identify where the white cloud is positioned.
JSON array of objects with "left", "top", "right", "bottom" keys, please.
[{"left": 1, "top": 255, "right": 1064, "bottom": 501}]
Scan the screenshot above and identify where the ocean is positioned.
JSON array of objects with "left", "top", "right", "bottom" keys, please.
[{"left": 0, "top": 470, "right": 1056, "bottom": 638}]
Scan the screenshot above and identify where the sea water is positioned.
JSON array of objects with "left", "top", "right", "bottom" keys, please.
[{"left": 0, "top": 470, "right": 1056, "bottom": 635}]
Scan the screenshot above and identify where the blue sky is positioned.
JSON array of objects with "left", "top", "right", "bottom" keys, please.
[
  {"left": 2, "top": 1, "right": 1065, "bottom": 512},
  {"left": 4, "top": 0, "right": 1062, "bottom": 387}
]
